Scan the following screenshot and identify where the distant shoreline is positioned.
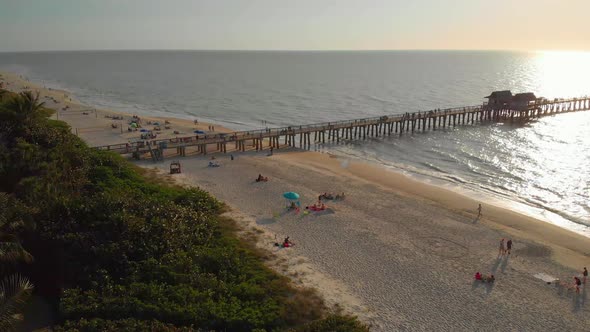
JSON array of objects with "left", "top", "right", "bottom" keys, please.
[
  {"left": 2, "top": 68, "right": 589, "bottom": 240},
  {"left": 0, "top": 49, "right": 536, "bottom": 54}
]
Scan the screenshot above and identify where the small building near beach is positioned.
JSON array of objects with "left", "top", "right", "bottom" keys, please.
[
  {"left": 485, "top": 90, "right": 513, "bottom": 109},
  {"left": 510, "top": 92, "right": 537, "bottom": 111}
]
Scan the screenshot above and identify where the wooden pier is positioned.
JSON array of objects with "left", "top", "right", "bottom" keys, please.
[{"left": 93, "top": 96, "right": 590, "bottom": 161}]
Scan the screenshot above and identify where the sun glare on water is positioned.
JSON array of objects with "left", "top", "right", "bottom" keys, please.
[{"left": 532, "top": 50, "right": 590, "bottom": 99}]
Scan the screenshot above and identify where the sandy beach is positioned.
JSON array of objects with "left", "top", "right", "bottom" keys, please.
[
  {"left": 0, "top": 71, "right": 231, "bottom": 147},
  {"left": 140, "top": 151, "right": 589, "bottom": 330},
  {"left": 3, "top": 71, "right": 590, "bottom": 330}
]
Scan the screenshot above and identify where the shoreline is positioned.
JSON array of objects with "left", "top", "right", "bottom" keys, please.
[
  {"left": 276, "top": 151, "right": 590, "bottom": 270},
  {"left": 0, "top": 71, "right": 233, "bottom": 147},
  {"left": 328, "top": 151, "right": 590, "bottom": 238},
  {"left": 4, "top": 69, "right": 590, "bottom": 329},
  {"left": 2, "top": 69, "right": 589, "bottom": 249},
  {"left": 10, "top": 68, "right": 589, "bottom": 239}
]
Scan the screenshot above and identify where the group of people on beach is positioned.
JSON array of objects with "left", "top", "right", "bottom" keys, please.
[
  {"left": 305, "top": 202, "right": 327, "bottom": 211},
  {"left": 558, "top": 271, "right": 586, "bottom": 294},
  {"left": 478, "top": 200, "right": 587, "bottom": 297},
  {"left": 474, "top": 272, "right": 495, "bottom": 283},
  {"left": 498, "top": 238, "right": 513, "bottom": 257},
  {"left": 318, "top": 192, "right": 345, "bottom": 201},
  {"left": 570, "top": 267, "right": 588, "bottom": 294}
]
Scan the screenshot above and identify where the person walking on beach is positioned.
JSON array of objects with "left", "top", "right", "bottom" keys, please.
[
  {"left": 477, "top": 204, "right": 482, "bottom": 218},
  {"left": 574, "top": 276, "right": 582, "bottom": 294},
  {"left": 583, "top": 267, "right": 588, "bottom": 284},
  {"left": 506, "top": 239, "right": 513, "bottom": 255},
  {"left": 498, "top": 238, "right": 506, "bottom": 257}
]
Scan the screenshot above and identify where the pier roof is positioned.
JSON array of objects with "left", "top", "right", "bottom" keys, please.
[
  {"left": 485, "top": 90, "right": 513, "bottom": 99},
  {"left": 512, "top": 92, "right": 537, "bottom": 101}
]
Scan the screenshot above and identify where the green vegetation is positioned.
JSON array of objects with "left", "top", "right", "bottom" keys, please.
[{"left": 0, "top": 90, "right": 368, "bottom": 331}]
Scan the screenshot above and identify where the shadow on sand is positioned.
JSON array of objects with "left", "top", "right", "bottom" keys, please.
[
  {"left": 500, "top": 255, "right": 510, "bottom": 273},
  {"left": 490, "top": 257, "right": 502, "bottom": 273},
  {"left": 573, "top": 284, "right": 587, "bottom": 312},
  {"left": 301, "top": 208, "right": 336, "bottom": 217},
  {"left": 257, "top": 210, "right": 294, "bottom": 225},
  {"left": 471, "top": 278, "right": 495, "bottom": 295}
]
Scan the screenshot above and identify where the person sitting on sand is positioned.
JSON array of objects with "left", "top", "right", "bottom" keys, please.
[
  {"left": 283, "top": 236, "right": 293, "bottom": 247},
  {"left": 256, "top": 174, "right": 268, "bottom": 182},
  {"left": 474, "top": 272, "right": 482, "bottom": 281},
  {"left": 485, "top": 274, "right": 495, "bottom": 283},
  {"left": 320, "top": 203, "right": 326, "bottom": 210}
]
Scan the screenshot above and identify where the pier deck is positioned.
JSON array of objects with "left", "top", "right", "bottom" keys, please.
[{"left": 93, "top": 96, "right": 590, "bottom": 161}]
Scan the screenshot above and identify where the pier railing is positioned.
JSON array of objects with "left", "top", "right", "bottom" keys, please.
[{"left": 92, "top": 96, "right": 590, "bottom": 158}]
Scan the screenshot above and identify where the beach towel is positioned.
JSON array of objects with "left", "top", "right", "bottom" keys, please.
[{"left": 533, "top": 273, "right": 558, "bottom": 283}]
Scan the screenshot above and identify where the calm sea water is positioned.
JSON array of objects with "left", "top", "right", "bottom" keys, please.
[{"left": 1, "top": 50, "right": 589, "bottom": 235}]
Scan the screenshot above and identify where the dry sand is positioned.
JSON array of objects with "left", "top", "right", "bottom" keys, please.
[
  {"left": 3, "top": 71, "right": 589, "bottom": 331},
  {"left": 143, "top": 151, "right": 589, "bottom": 331}
]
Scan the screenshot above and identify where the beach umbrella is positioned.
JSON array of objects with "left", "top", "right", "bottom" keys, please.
[
  {"left": 153, "top": 122, "right": 160, "bottom": 125},
  {"left": 195, "top": 130, "right": 205, "bottom": 134},
  {"left": 283, "top": 192, "right": 300, "bottom": 200},
  {"left": 130, "top": 123, "right": 138, "bottom": 128},
  {"left": 283, "top": 192, "right": 300, "bottom": 209}
]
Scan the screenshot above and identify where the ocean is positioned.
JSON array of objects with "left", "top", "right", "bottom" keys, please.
[{"left": 1, "top": 50, "right": 589, "bottom": 235}]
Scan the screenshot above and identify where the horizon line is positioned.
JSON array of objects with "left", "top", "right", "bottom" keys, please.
[{"left": 0, "top": 48, "right": 580, "bottom": 54}]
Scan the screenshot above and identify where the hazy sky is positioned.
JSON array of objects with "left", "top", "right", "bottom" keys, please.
[{"left": 1, "top": 0, "right": 588, "bottom": 52}]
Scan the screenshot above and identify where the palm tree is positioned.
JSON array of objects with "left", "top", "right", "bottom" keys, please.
[
  {"left": 0, "top": 275, "right": 33, "bottom": 331},
  {"left": 1, "top": 91, "right": 48, "bottom": 144},
  {"left": 0, "top": 193, "right": 34, "bottom": 331},
  {"left": 6, "top": 91, "right": 45, "bottom": 118}
]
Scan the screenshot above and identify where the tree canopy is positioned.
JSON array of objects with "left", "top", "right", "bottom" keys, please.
[{"left": 0, "top": 90, "right": 368, "bottom": 331}]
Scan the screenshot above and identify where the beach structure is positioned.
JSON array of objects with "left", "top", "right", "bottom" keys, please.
[
  {"left": 94, "top": 94, "right": 590, "bottom": 161},
  {"left": 485, "top": 90, "right": 513, "bottom": 110},
  {"left": 169, "top": 160, "right": 181, "bottom": 174},
  {"left": 510, "top": 92, "right": 537, "bottom": 111}
]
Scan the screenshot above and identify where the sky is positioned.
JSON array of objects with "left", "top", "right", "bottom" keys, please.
[{"left": 0, "top": 0, "right": 589, "bottom": 52}]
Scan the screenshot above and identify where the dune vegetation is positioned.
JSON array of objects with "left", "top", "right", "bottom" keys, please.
[{"left": 0, "top": 90, "right": 368, "bottom": 331}]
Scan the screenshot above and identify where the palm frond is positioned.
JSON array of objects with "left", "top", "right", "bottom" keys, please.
[
  {"left": 0, "top": 274, "right": 33, "bottom": 331},
  {"left": 0, "top": 242, "right": 33, "bottom": 264}
]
